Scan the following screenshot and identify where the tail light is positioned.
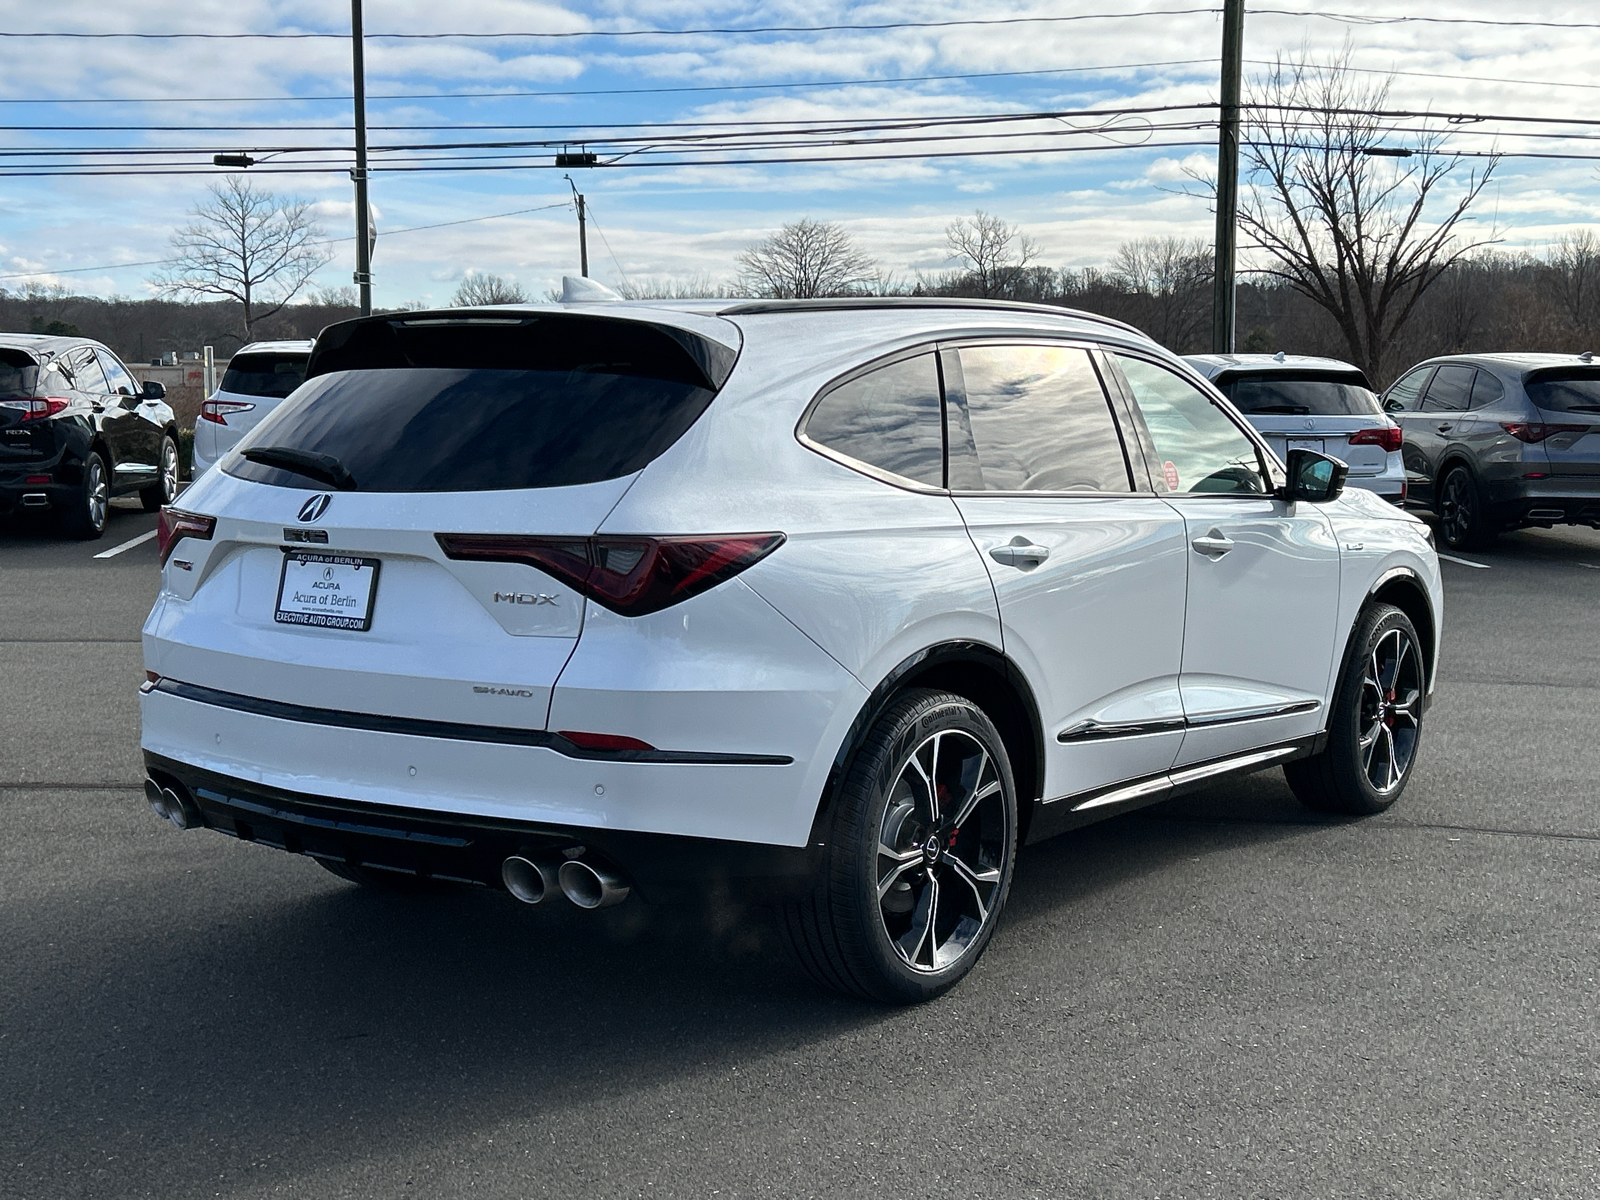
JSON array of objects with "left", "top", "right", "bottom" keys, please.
[
  {"left": 437, "top": 532, "right": 785, "bottom": 617},
  {"left": 1502, "top": 422, "right": 1589, "bottom": 444},
  {"left": 200, "top": 399, "right": 255, "bottom": 425},
  {"left": 1349, "top": 424, "right": 1403, "bottom": 453},
  {"left": 0, "top": 397, "right": 71, "bottom": 421},
  {"left": 157, "top": 507, "right": 217, "bottom": 566}
]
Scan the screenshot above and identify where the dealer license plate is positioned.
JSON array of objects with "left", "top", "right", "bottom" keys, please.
[
  {"left": 274, "top": 551, "right": 381, "bottom": 631},
  {"left": 1285, "top": 438, "right": 1325, "bottom": 456}
]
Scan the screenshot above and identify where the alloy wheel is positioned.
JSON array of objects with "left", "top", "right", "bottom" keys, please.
[
  {"left": 160, "top": 438, "right": 179, "bottom": 502},
  {"left": 1439, "top": 470, "right": 1472, "bottom": 546},
  {"left": 86, "top": 457, "right": 108, "bottom": 531},
  {"left": 875, "top": 728, "right": 1010, "bottom": 973},
  {"left": 1358, "top": 627, "right": 1422, "bottom": 794}
]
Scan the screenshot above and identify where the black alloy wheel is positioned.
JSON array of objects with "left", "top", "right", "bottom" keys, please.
[
  {"left": 1285, "top": 603, "right": 1425, "bottom": 815},
  {"left": 784, "top": 689, "right": 1018, "bottom": 1003},
  {"left": 141, "top": 434, "right": 180, "bottom": 512},
  {"left": 60, "top": 450, "right": 110, "bottom": 540},
  {"left": 1437, "top": 463, "right": 1493, "bottom": 550}
]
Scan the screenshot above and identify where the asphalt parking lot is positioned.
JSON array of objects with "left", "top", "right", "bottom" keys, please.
[{"left": 4, "top": 502, "right": 1599, "bottom": 1199}]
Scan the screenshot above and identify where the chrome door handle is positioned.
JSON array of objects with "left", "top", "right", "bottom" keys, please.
[
  {"left": 990, "top": 539, "right": 1050, "bottom": 568},
  {"left": 1191, "top": 530, "right": 1234, "bottom": 557}
]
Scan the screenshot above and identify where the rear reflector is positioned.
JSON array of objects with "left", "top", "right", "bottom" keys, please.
[
  {"left": 1502, "top": 422, "right": 1589, "bottom": 444},
  {"left": 24, "top": 474, "right": 50, "bottom": 484},
  {"left": 200, "top": 399, "right": 255, "bottom": 425},
  {"left": 157, "top": 507, "right": 217, "bottom": 566},
  {"left": 0, "top": 397, "right": 70, "bottom": 421},
  {"left": 1348, "top": 424, "right": 1403, "bottom": 453},
  {"left": 437, "top": 532, "right": 785, "bottom": 617},
  {"left": 558, "top": 730, "right": 656, "bottom": 752}
]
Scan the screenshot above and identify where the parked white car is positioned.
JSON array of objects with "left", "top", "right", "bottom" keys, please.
[
  {"left": 1185, "top": 352, "right": 1406, "bottom": 504},
  {"left": 189, "top": 340, "right": 313, "bottom": 478},
  {"left": 143, "top": 298, "right": 1441, "bottom": 1003}
]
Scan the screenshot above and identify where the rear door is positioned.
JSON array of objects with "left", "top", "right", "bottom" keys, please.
[
  {"left": 949, "top": 341, "right": 1190, "bottom": 802},
  {"left": 1411, "top": 364, "right": 1476, "bottom": 486},
  {"left": 97, "top": 349, "right": 160, "bottom": 466},
  {"left": 1108, "top": 353, "right": 1341, "bottom": 768}
]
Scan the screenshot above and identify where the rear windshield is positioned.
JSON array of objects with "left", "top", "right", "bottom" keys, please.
[
  {"left": 0, "top": 349, "right": 39, "bottom": 400},
  {"left": 219, "top": 352, "right": 309, "bottom": 399},
  {"left": 224, "top": 314, "right": 735, "bottom": 493},
  {"left": 1525, "top": 369, "right": 1600, "bottom": 414},
  {"left": 1214, "top": 372, "right": 1381, "bottom": 416}
]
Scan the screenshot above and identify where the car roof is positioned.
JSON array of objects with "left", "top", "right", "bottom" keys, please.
[
  {"left": 1402, "top": 351, "right": 1600, "bottom": 380},
  {"left": 0, "top": 332, "right": 107, "bottom": 360},
  {"left": 234, "top": 340, "right": 315, "bottom": 355},
  {"left": 1184, "top": 352, "right": 1364, "bottom": 379}
]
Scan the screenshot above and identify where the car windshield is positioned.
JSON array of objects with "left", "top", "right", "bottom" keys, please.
[
  {"left": 225, "top": 314, "right": 732, "bottom": 493},
  {"left": 219, "top": 352, "right": 310, "bottom": 400},
  {"left": 1215, "top": 372, "right": 1381, "bottom": 416},
  {"left": 0, "top": 349, "right": 40, "bottom": 399},
  {"left": 1525, "top": 369, "right": 1600, "bottom": 414}
]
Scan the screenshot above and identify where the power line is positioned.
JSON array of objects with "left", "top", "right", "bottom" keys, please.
[{"left": 1254, "top": 9, "right": 1600, "bottom": 30}]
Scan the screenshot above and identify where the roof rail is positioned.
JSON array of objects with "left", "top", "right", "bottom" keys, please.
[{"left": 716, "top": 295, "right": 1145, "bottom": 336}]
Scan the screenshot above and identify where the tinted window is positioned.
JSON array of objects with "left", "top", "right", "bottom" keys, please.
[
  {"left": 1524, "top": 369, "right": 1600, "bottom": 414},
  {"left": 1470, "top": 370, "right": 1506, "bottom": 408},
  {"left": 957, "top": 344, "right": 1131, "bottom": 492},
  {"left": 1383, "top": 367, "right": 1432, "bottom": 413},
  {"left": 227, "top": 317, "right": 729, "bottom": 493},
  {"left": 97, "top": 350, "right": 138, "bottom": 396},
  {"left": 220, "top": 352, "right": 310, "bottom": 400},
  {"left": 68, "top": 350, "right": 108, "bottom": 394},
  {"left": 0, "top": 349, "right": 39, "bottom": 399},
  {"left": 1217, "top": 372, "right": 1380, "bottom": 416},
  {"left": 1116, "top": 355, "right": 1266, "bottom": 495},
  {"left": 804, "top": 354, "right": 943, "bottom": 487},
  {"left": 1422, "top": 365, "right": 1474, "bottom": 412}
]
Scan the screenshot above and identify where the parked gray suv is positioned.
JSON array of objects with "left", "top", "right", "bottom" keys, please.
[{"left": 1382, "top": 352, "right": 1600, "bottom": 549}]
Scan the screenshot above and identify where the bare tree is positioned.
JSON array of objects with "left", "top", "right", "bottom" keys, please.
[
  {"left": 1234, "top": 50, "right": 1499, "bottom": 380},
  {"left": 736, "top": 218, "right": 877, "bottom": 298},
  {"left": 1110, "top": 237, "right": 1214, "bottom": 351},
  {"left": 945, "top": 210, "right": 1040, "bottom": 299},
  {"left": 1545, "top": 230, "right": 1600, "bottom": 335},
  {"left": 153, "top": 177, "right": 333, "bottom": 343},
  {"left": 452, "top": 272, "right": 529, "bottom": 305}
]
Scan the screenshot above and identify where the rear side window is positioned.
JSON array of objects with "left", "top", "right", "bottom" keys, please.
[
  {"left": 1216, "top": 372, "right": 1380, "bottom": 416},
  {"left": 803, "top": 354, "right": 944, "bottom": 487},
  {"left": 1524, "top": 369, "right": 1600, "bottom": 414},
  {"left": 227, "top": 315, "right": 734, "bottom": 493},
  {"left": 1383, "top": 367, "right": 1432, "bottom": 413},
  {"left": 220, "top": 352, "right": 309, "bottom": 400},
  {"left": 955, "top": 344, "right": 1132, "bottom": 492},
  {"left": 1422, "top": 365, "right": 1475, "bottom": 412},
  {"left": 68, "top": 350, "right": 109, "bottom": 394},
  {"left": 1116, "top": 355, "right": 1266, "bottom": 495},
  {"left": 1470, "top": 370, "right": 1505, "bottom": 408},
  {"left": 0, "top": 349, "right": 39, "bottom": 399}
]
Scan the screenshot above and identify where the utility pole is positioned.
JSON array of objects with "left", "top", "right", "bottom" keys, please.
[
  {"left": 565, "top": 175, "right": 589, "bottom": 276},
  {"left": 1211, "top": 0, "right": 1245, "bottom": 354},
  {"left": 351, "top": 0, "right": 372, "bottom": 315}
]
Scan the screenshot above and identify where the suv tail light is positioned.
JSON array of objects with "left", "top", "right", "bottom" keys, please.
[
  {"left": 1502, "top": 422, "right": 1589, "bottom": 444},
  {"left": 157, "top": 507, "right": 217, "bottom": 566},
  {"left": 1348, "top": 424, "right": 1403, "bottom": 453},
  {"left": 200, "top": 399, "right": 255, "bottom": 425},
  {"left": 437, "top": 532, "right": 785, "bottom": 617},
  {"left": 0, "top": 397, "right": 70, "bottom": 421}
]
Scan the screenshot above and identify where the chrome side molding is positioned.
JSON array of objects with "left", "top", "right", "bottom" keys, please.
[
  {"left": 1057, "top": 700, "right": 1319, "bottom": 743},
  {"left": 1055, "top": 741, "right": 1307, "bottom": 814}
]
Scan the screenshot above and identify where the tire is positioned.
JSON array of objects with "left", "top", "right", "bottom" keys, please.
[
  {"left": 140, "top": 433, "right": 180, "bottom": 512},
  {"left": 316, "top": 858, "right": 462, "bottom": 894},
  {"left": 1284, "top": 603, "right": 1426, "bottom": 816},
  {"left": 783, "top": 689, "right": 1019, "bottom": 1004},
  {"left": 59, "top": 450, "right": 110, "bottom": 540},
  {"left": 1436, "top": 463, "right": 1495, "bottom": 551}
]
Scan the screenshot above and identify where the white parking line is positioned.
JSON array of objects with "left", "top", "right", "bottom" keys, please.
[
  {"left": 1437, "top": 553, "right": 1491, "bottom": 570},
  {"left": 93, "top": 529, "right": 157, "bottom": 560},
  {"left": 1580, "top": 563, "right": 1600, "bottom": 571}
]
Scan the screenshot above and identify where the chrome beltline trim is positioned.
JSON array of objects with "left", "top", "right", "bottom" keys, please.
[
  {"left": 1057, "top": 700, "right": 1319, "bottom": 743},
  {"left": 1182, "top": 699, "right": 1321, "bottom": 728}
]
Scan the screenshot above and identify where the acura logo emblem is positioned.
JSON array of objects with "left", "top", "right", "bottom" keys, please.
[{"left": 297, "top": 494, "right": 331, "bottom": 523}]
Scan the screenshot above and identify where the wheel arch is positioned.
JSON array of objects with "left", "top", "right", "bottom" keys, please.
[
  {"left": 1365, "top": 567, "right": 1438, "bottom": 690},
  {"left": 807, "top": 641, "right": 1045, "bottom": 846}
]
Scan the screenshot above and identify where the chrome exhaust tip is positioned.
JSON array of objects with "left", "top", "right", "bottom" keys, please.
[
  {"left": 557, "top": 857, "right": 630, "bottom": 909},
  {"left": 501, "top": 855, "right": 561, "bottom": 904},
  {"left": 145, "top": 778, "right": 201, "bottom": 830}
]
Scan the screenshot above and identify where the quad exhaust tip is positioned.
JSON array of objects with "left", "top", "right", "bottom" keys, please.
[
  {"left": 501, "top": 855, "right": 562, "bottom": 904},
  {"left": 501, "top": 853, "right": 631, "bottom": 908},
  {"left": 144, "top": 778, "right": 202, "bottom": 830}
]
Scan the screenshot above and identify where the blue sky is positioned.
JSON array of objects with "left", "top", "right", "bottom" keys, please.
[{"left": 0, "top": 1, "right": 1597, "bottom": 306}]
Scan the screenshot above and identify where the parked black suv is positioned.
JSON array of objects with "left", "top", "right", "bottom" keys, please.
[
  {"left": 1382, "top": 352, "right": 1600, "bottom": 549},
  {"left": 0, "top": 333, "right": 180, "bottom": 538}
]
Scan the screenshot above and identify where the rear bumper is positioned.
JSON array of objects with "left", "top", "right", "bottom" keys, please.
[
  {"left": 144, "top": 752, "right": 819, "bottom": 902},
  {"left": 0, "top": 476, "right": 75, "bottom": 514},
  {"left": 1483, "top": 477, "right": 1600, "bottom": 526}
]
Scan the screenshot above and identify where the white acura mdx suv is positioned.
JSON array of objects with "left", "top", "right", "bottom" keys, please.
[{"left": 142, "top": 297, "right": 1441, "bottom": 1003}]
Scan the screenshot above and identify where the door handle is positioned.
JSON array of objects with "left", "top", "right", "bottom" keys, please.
[
  {"left": 1436, "top": 423, "right": 1454, "bottom": 433},
  {"left": 1191, "top": 530, "right": 1234, "bottom": 557},
  {"left": 989, "top": 538, "right": 1050, "bottom": 568}
]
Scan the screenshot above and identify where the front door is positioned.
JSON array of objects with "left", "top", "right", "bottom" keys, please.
[
  {"left": 1109, "top": 353, "right": 1342, "bottom": 768},
  {"left": 947, "top": 342, "right": 1190, "bottom": 804}
]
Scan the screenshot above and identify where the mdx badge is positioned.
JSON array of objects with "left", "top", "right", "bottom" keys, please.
[
  {"left": 297, "top": 494, "right": 332, "bottom": 523},
  {"left": 494, "top": 591, "right": 558, "bottom": 605}
]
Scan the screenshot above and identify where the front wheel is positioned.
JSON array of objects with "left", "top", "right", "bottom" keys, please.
[
  {"left": 1285, "top": 603, "right": 1426, "bottom": 815},
  {"left": 140, "top": 434, "right": 180, "bottom": 512},
  {"left": 783, "top": 689, "right": 1018, "bottom": 1004}
]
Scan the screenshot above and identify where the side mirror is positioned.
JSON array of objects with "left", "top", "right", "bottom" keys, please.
[
  {"left": 119, "top": 391, "right": 141, "bottom": 409},
  {"left": 1280, "top": 448, "right": 1348, "bottom": 503},
  {"left": 141, "top": 379, "right": 166, "bottom": 401}
]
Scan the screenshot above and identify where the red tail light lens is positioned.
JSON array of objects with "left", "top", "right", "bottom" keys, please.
[
  {"left": 200, "top": 399, "right": 255, "bottom": 425},
  {"left": 157, "top": 507, "right": 217, "bottom": 566},
  {"left": 1349, "top": 424, "right": 1403, "bottom": 453},
  {"left": 1502, "top": 422, "right": 1589, "bottom": 444},
  {"left": 0, "top": 397, "right": 71, "bottom": 421},
  {"left": 557, "top": 731, "right": 656, "bottom": 752},
  {"left": 437, "top": 532, "right": 786, "bottom": 617}
]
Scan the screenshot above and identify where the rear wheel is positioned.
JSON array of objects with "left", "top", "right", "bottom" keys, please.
[
  {"left": 783, "top": 689, "right": 1018, "bottom": 1004},
  {"left": 1436, "top": 463, "right": 1494, "bottom": 550},
  {"left": 59, "top": 451, "right": 109, "bottom": 540},
  {"left": 1285, "top": 603, "right": 1425, "bottom": 816},
  {"left": 140, "top": 434, "right": 180, "bottom": 512}
]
